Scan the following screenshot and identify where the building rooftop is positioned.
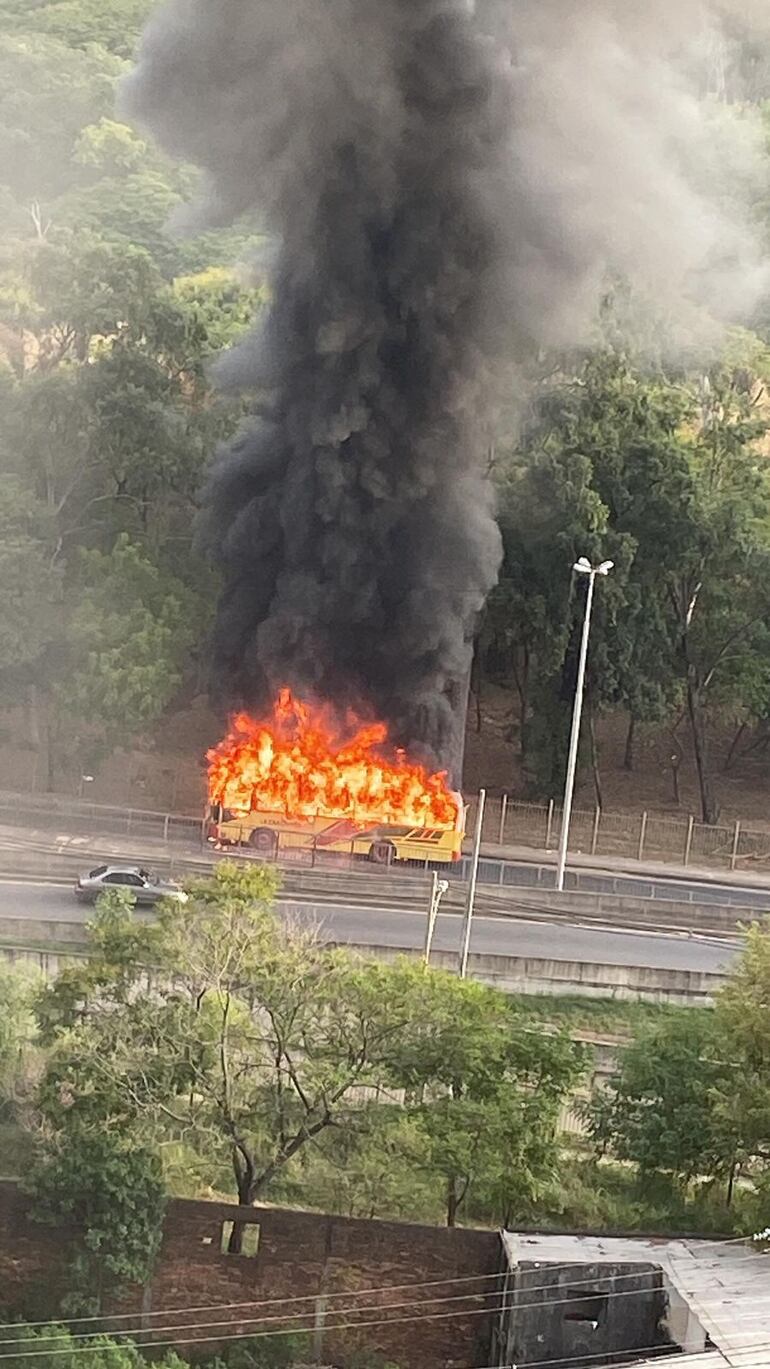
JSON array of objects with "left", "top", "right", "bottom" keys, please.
[{"left": 502, "top": 1232, "right": 770, "bottom": 1369}]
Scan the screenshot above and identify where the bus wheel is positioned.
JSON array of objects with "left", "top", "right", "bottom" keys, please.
[
  {"left": 369, "top": 840, "right": 395, "bottom": 866},
  {"left": 249, "top": 828, "right": 278, "bottom": 856}
]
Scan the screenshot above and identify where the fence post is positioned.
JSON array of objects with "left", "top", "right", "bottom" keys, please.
[
  {"left": 637, "top": 811, "right": 648, "bottom": 864},
  {"left": 683, "top": 815, "right": 694, "bottom": 867},
  {"left": 498, "top": 793, "right": 508, "bottom": 846},
  {"left": 730, "top": 820, "right": 741, "bottom": 872},
  {"left": 590, "top": 806, "right": 601, "bottom": 856},
  {"left": 163, "top": 814, "right": 170, "bottom": 844},
  {"left": 545, "top": 799, "right": 555, "bottom": 850}
]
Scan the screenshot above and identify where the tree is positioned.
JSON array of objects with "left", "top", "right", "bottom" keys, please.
[
  {"left": 491, "top": 347, "right": 770, "bottom": 817},
  {"left": 712, "top": 923, "right": 770, "bottom": 1193},
  {"left": 18, "top": 0, "right": 155, "bottom": 60},
  {"left": 0, "top": 1323, "right": 145, "bottom": 1369},
  {"left": 25, "top": 1130, "right": 165, "bottom": 1315},
  {"left": 54, "top": 536, "right": 197, "bottom": 769},
  {"left": 662, "top": 368, "right": 770, "bottom": 822},
  {"left": 0, "top": 962, "right": 39, "bottom": 1114},
  {"left": 0, "top": 476, "right": 61, "bottom": 689},
  {"left": 491, "top": 358, "right": 639, "bottom": 794},
  {"left": 0, "top": 33, "right": 124, "bottom": 202},
  {"left": 398, "top": 994, "right": 583, "bottom": 1226},
  {"left": 35, "top": 866, "right": 583, "bottom": 1244},
  {"left": 582, "top": 1011, "right": 738, "bottom": 1195}
]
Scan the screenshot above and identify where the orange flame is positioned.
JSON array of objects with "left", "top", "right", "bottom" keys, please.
[{"left": 207, "top": 689, "right": 460, "bottom": 830}]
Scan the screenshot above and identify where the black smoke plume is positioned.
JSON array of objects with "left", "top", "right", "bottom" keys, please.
[{"left": 125, "top": 0, "right": 768, "bottom": 781}]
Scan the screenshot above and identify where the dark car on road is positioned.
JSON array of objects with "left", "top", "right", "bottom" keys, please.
[{"left": 74, "top": 865, "right": 188, "bottom": 906}]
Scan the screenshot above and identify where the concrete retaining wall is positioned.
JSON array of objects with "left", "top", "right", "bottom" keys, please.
[{"left": 0, "top": 932, "right": 726, "bottom": 1006}]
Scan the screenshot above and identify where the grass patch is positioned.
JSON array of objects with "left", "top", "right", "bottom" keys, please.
[
  {"left": 528, "top": 1146, "right": 745, "bottom": 1237},
  {"left": 510, "top": 992, "right": 712, "bottom": 1036},
  {"left": 0, "top": 940, "right": 88, "bottom": 956}
]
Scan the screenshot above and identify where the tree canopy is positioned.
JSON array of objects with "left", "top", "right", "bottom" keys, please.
[
  {"left": 2, "top": 0, "right": 770, "bottom": 820},
  {"left": 33, "top": 866, "right": 583, "bottom": 1250}
]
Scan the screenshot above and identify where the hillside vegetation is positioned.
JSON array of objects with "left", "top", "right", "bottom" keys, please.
[{"left": 0, "top": 3, "right": 769, "bottom": 829}]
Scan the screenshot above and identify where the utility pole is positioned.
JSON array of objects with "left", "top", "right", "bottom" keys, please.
[
  {"left": 555, "top": 558, "right": 613, "bottom": 893},
  {"left": 459, "top": 789, "right": 486, "bottom": 978},
  {"left": 423, "top": 872, "right": 449, "bottom": 964}
]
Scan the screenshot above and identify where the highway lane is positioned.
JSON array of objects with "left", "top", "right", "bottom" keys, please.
[{"left": 0, "top": 880, "right": 740, "bottom": 975}]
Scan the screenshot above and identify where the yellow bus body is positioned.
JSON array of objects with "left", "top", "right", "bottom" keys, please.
[{"left": 206, "top": 799, "right": 465, "bottom": 865}]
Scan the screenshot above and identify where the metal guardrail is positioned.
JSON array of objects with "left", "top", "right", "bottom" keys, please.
[
  {"left": 5, "top": 782, "right": 770, "bottom": 874},
  {"left": 2, "top": 789, "right": 770, "bottom": 911},
  {"left": 12, "top": 783, "right": 770, "bottom": 873}
]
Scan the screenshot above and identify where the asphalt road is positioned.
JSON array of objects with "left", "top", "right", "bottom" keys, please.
[{"left": 0, "top": 879, "right": 740, "bottom": 975}]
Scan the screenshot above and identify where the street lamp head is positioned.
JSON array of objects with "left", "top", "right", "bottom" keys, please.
[{"left": 574, "top": 557, "right": 613, "bottom": 576}]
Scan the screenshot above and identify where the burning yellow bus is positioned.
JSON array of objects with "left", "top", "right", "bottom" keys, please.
[
  {"left": 205, "top": 800, "right": 465, "bottom": 864},
  {"left": 205, "top": 690, "right": 466, "bottom": 865}
]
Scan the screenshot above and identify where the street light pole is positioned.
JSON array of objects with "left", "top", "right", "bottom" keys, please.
[
  {"left": 424, "top": 873, "right": 449, "bottom": 964},
  {"left": 555, "top": 558, "right": 613, "bottom": 893},
  {"left": 459, "top": 789, "right": 486, "bottom": 978}
]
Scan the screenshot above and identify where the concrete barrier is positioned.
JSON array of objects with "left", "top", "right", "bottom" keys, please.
[
  {"left": 478, "top": 885, "right": 761, "bottom": 937},
  {"left": 0, "top": 936, "right": 725, "bottom": 1004}
]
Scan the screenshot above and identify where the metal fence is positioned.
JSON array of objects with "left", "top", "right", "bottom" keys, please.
[
  {"left": 471, "top": 791, "right": 770, "bottom": 874},
  {"left": 1, "top": 785, "right": 770, "bottom": 876}
]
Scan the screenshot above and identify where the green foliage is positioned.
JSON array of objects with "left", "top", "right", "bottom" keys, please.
[
  {"left": 0, "top": 33, "right": 124, "bottom": 200},
  {"left": 0, "top": 1323, "right": 144, "bottom": 1369},
  {"left": 525, "top": 1146, "right": 745, "bottom": 1238},
  {"left": 0, "top": 1325, "right": 307, "bottom": 1369},
  {"left": 582, "top": 1012, "right": 733, "bottom": 1185},
  {"left": 173, "top": 267, "right": 265, "bottom": 355},
  {"left": 25, "top": 1131, "right": 165, "bottom": 1314},
  {"left": 492, "top": 349, "right": 770, "bottom": 817},
  {"left": 0, "top": 476, "right": 61, "bottom": 685},
  {"left": 0, "top": 962, "right": 39, "bottom": 1116},
  {"left": 712, "top": 923, "right": 770, "bottom": 1175},
  {"left": 0, "top": 0, "right": 259, "bottom": 780},
  {"left": 17, "top": 0, "right": 155, "bottom": 59},
  {"left": 34, "top": 864, "right": 581, "bottom": 1230},
  {"left": 66, "top": 537, "right": 195, "bottom": 728},
  {"left": 577, "top": 925, "right": 770, "bottom": 1225}
]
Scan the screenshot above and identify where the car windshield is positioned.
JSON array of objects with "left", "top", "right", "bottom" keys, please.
[{"left": 89, "top": 866, "right": 108, "bottom": 878}]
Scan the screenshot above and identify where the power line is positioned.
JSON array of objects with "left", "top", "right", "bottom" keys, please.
[
  {"left": 5, "top": 1237, "right": 767, "bottom": 1348},
  {"left": 0, "top": 1302, "right": 503, "bottom": 1360},
  {"left": 10, "top": 1268, "right": 507, "bottom": 1332},
  {"left": 0, "top": 1289, "right": 508, "bottom": 1349},
  {"left": 3, "top": 1303, "right": 770, "bottom": 1368},
  {"left": 9, "top": 1228, "right": 762, "bottom": 1338},
  {"left": 3, "top": 1249, "right": 769, "bottom": 1356}
]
